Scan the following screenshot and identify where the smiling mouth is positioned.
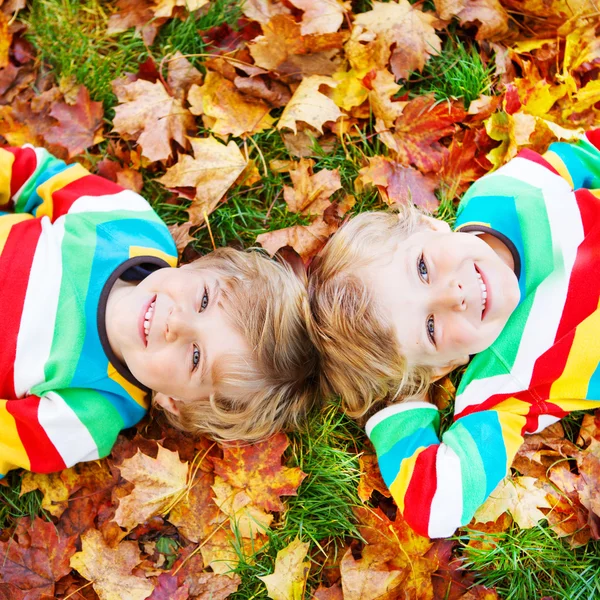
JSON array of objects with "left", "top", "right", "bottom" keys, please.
[
  {"left": 475, "top": 267, "right": 488, "bottom": 318},
  {"left": 143, "top": 297, "right": 156, "bottom": 343}
]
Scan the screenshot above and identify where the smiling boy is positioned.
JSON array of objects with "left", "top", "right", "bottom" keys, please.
[
  {"left": 0, "top": 145, "right": 319, "bottom": 477},
  {"left": 309, "top": 130, "right": 600, "bottom": 537}
]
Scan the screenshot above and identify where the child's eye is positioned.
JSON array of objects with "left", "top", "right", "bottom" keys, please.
[
  {"left": 192, "top": 346, "right": 200, "bottom": 371},
  {"left": 418, "top": 254, "right": 429, "bottom": 282},
  {"left": 426, "top": 315, "right": 436, "bottom": 345},
  {"left": 200, "top": 287, "right": 209, "bottom": 312}
]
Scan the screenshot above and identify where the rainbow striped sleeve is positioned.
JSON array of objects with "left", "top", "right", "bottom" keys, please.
[{"left": 367, "top": 130, "right": 600, "bottom": 538}]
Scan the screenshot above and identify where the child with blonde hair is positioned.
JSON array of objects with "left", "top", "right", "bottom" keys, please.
[
  {"left": 309, "top": 131, "right": 600, "bottom": 538},
  {"left": 0, "top": 145, "right": 319, "bottom": 478}
]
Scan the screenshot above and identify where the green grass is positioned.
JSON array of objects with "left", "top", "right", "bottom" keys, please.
[
  {"left": 461, "top": 522, "right": 600, "bottom": 600},
  {"left": 406, "top": 35, "right": 496, "bottom": 108},
  {"left": 0, "top": 472, "right": 45, "bottom": 531}
]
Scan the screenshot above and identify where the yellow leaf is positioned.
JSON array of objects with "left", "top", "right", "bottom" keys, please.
[
  {"left": 259, "top": 537, "right": 311, "bottom": 600},
  {"left": 114, "top": 445, "right": 188, "bottom": 532}
]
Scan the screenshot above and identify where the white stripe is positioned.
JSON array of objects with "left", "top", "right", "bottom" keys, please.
[
  {"left": 428, "top": 444, "right": 464, "bottom": 538},
  {"left": 532, "top": 414, "right": 560, "bottom": 434},
  {"left": 68, "top": 190, "right": 152, "bottom": 214},
  {"left": 364, "top": 401, "right": 437, "bottom": 438},
  {"left": 456, "top": 168, "right": 584, "bottom": 414},
  {"left": 37, "top": 392, "right": 100, "bottom": 465},
  {"left": 13, "top": 217, "right": 65, "bottom": 397}
]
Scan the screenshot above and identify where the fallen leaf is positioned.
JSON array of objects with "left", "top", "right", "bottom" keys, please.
[
  {"left": 451, "top": 0, "right": 509, "bottom": 41},
  {"left": 313, "top": 583, "right": 344, "bottom": 599},
  {"left": 258, "top": 537, "right": 311, "bottom": 600},
  {"left": 288, "top": 0, "right": 350, "bottom": 35},
  {"left": 200, "top": 528, "right": 267, "bottom": 575},
  {"left": 113, "top": 445, "right": 188, "bottom": 532},
  {"left": 0, "top": 517, "right": 77, "bottom": 599},
  {"left": 0, "top": 11, "right": 11, "bottom": 69},
  {"left": 112, "top": 78, "right": 195, "bottom": 163},
  {"left": 241, "top": 0, "right": 291, "bottom": 23},
  {"left": 357, "top": 454, "right": 391, "bottom": 503},
  {"left": 70, "top": 529, "right": 154, "bottom": 600},
  {"left": 153, "top": 0, "right": 208, "bottom": 18},
  {"left": 473, "top": 476, "right": 551, "bottom": 529},
  {"left": 43, "top": 85, "right": 104, "bottom": 157},
  {"left": 188, "top": 71, "right": 274, "bottom": 137},
  {"left": 166, "top": 51, "right": 204, "bottom": 99},
  {"left": 377, "top": 95, "right": 466, "bottom": 172},
  {"left": 278, "top": 75, "right": 343, "bottom": 134},
  {"left": 284, "top": 159, "right": 342, "bottom": 215},
  {"left": 106, "top": 0, "right": 164, "bottom": 45},
  {"left": 158, "top": 136, "right": 247, "bottom": 226}
]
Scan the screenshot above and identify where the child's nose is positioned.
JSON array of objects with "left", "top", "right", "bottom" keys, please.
[
  {"left": 165, "top": 307, "right": 195, "bottom": 342},
  {"left": 435, "top": 280, "right": 466, "bottom": 311}
]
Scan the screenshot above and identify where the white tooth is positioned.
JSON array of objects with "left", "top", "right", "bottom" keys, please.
[
  {"left": 145, "top": 310, "right": 152, "bottom": 319},
  {"left": 482, "top": 290, "right": 487, "bottom": 299}
]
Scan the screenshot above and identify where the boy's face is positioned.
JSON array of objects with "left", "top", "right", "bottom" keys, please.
[
  {"left": 105, "top": 265, "right": 249, "bottom": 411},
  {"left": 361, "top": 217, "right": 520, "bottom": 376}
]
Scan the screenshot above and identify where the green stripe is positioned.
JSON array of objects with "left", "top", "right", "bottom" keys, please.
[{"left": 370, "top": 408, "right": 439, "bottom": 456}]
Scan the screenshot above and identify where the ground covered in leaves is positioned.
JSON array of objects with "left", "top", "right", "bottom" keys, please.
[{"left": 1, "top": 0, "right": 600, "bottom": 598}]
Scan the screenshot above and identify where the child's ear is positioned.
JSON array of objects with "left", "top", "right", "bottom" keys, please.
[
  {"left": 153, "top": 392, "right": 181, "bottom": 415},
  {"left": 421, "top": 215, "right": 451, "bottom": 233}
]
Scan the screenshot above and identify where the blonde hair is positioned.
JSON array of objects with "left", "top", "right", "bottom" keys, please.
[
  {"left": 308, "top": 208, "right": 434, "bottom": 419},
  {"left": 159, "top": 247, "right": 320, "bottom": 442}
]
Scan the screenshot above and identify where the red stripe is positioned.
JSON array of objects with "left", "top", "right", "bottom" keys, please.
[
  {"left": 517, "top": 149, "right": 560, "bottom": 176},
  {"left": 5, "top": 396, "right": 66, "bottom": 472},
  {"left": 585, "top": 129, "right": 600, "bottom": 150},
  {"left": 5, "top": 147, "right": 38, "bottom": 198},
  {"left": 0, "top": 219, "right": 41, "bottom": 398},
  {"left": 403, "top": 445, "right": 438, "bottom": 536}
]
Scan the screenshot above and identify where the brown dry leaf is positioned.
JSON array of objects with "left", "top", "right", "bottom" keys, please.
[
  {"left": 153, "top": 0, "right": 208, "bottom": 18},
  {"left": 257, "top": 217, "right": 337, "bottom": 261},
  {"left": 166, "top": 51, "right": 204, "bottom": 99},
  {"left": 43, "top": 85, "right": 104, "bottom": 158},
  {"left": 357, "top": 155, "right": 439, "bottom": 210},
  {"left": 241, "top": 0, "right": 291, "bottom": 23},
  {"left": 112, "top": 78, "right": 195, "bottom": 163},
  {"left": 168, "top": 222, "right": 196, "bottom": 254},
  {"left": 278, "top": 75, "right": 343, "bottom": 134},
  {"left": 0, "top": 11, "right": 11, "bottom": 69},
  {"left": 158, "top": 136, "right": 247, "bottom": 226},
  {"left": 212, "top": 476, "right": 274, "bottom": 539},
  {"left": 249, "top": 15, "right": 347, "bottom": 79},
  {"left": 473, "top": 476, "right": 551, "bottom": 529},
  {"left": 357, "top": 454, "right": 390, "bottom": 502},
  {"left": 113, "top": 445, "right": 188, "bottom": 532},
  {"left": 211, "top": 433, "right": 307, "bottom": 514},
  {"left": 313, "top": 583, "right": 344, "bottom": 599},
  {"left": 288, "top": 0, "right": 350, "bottom": 34},
  {"left": 169, "top": 469, "right": 222, "bottom": 542},
  {"left": 352, "top": 0, "right": 442, "bottom": 80},
  {"left": 367, "top": 69, "right": 406, "bottom": 127},
  {"left": 284, "top": 159, "right": 341, "bottom": 215},
  {"left": 460, "top": 586, "right": 501, "bottom": 600},
  {"left": 443, "top": 0, "right": 510, "bottom": 41},
  {"left": 70, "top": 529, "right": 154, "bottom": 600},
  {"left": 106, "top": 0, "right": 164, "bottom": 45},
  {"left": 188, "top": 71, "right": 274, "bottom": 137},
  {"left": 200, "top": 529, "right": 268, "bottom": 575},
  {"left": 377, "top": 95, "right": 466, "bottom": 172},
  {"left": 258, "top": 537, "right": 310, "bottom": 600}
]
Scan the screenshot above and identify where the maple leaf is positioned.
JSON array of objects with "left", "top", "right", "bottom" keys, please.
[
  {"left": 258, "top": 537, "right": 311, "bottom": 600},
  {"left": 166, "top": 51, "right": 204, "bottom": 100},
  {"left": 112, "top": 78, "right": 195, "bottom": 163},
  {"left": 168, "top": 222, "right": 196, "bottom": 254},
  {"left": 0, "top": 517, "right": 77, "bottom": 599},
  {"left": 96, "top": 158, "right": 144, "bottom": 193},
  {"left": 158, "top": 136, "right": 247, "bottom": 227},
  {"left": 288, "top": 0, "right": 350, "bottom": 35},
  {"left": 241, "top": 0, "right": 291, "bottom": 23},
  {"left": 357, "top": 454, "right": 390, "bottom": 503},
  {"left": 357, "top": 156, "right": 439, "bottom": 210},
  {"left": 106, "top": 0, "right": 164, "bottom": 45},
  {"left": 188, "top": 71, "right": 275, "bottom": 137},
  {"left": 0, "top": 11, "right": 11, "bottom": 69},
  {"left": 377, "top": 95, "right": 466, "bottom": 172},
  {"left": 257, "top": 217, "right": 337, "bottom": 262},
  {"left": 249, "top": 15, "right": 347, "bottom": 79},
  {"left": 200, "top": 528, "right": 268, "bottom": 575},
  {"left": 113, "top": 445, "right": 188, "bottom": 532},
  {"left": 211, "top": 433, "right": 307, "bottom": 513},
  {"left": 146, "top": 575, "right": 190, "bottom": 600},
  {"left": 352, "top": 0, "right": 442, "bottom": 80},
  {"left": 153, "top": 0, "right": 208, "bottom": 18},
  {"left": 278, "top": 75, "right": 343, "bottom": 134},
  {"left": 42, "top": 85, "right": 104, "bottom": 157},
  {"left": 283, "top": 159, "right": 341, "bottom": 215},
  {"left": 313, "top": 583, "right": 344, "bottom": 599},
  {"left": 70, "top": 529, "right": 154, "bottom": 600},
  {"left": 438, "top": 0, "right": 510, "bottom": 41},
  {"left": 473, "top": 476, "right": 551, "bottom": 529}
]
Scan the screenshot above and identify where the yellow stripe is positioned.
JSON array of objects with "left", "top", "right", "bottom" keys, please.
[
  {"left": 0, "top": 213, "right": 33, "bottom": 254},
  {"left": 455, "top": 220, "right": 492, "bottom": 231},
  {"left": 493, "top": 407, "right": 527, "bottom": 470},
  {"left": 107, "top": 365, "right": 149, "bottom": 410},
  {"left": 0, "top": 148, "right": 15, "bottom": 207},
  {"left": 590, "top": 190, "right": 600, "bottom": 200},
  {"left": 35, "top": 164, "right": 89, "bottom": 219},
  {"left": 0, "top": 400, "right": 31, "bottom": 471},
  {"left": 542, "top": 151, "right": 574, "bottom": 188},
  {"left": 130, "top": 245, "right": 177, "bottom": 267},
  {"left": 389, "top": 446, "right": 427, "bottom": 513},
  {"left": 550, "top": 302, "right": 600, "bottom": 401}
]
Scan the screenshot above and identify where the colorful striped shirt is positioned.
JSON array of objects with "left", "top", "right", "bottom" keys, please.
[
  {"left": 366, "top": 130, "right": 600, "bottom": 538},
  {"left": 0, "top": 146, "right": 178, "bottom": 477}
]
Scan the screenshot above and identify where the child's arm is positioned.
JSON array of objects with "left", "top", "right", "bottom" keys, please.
[
  {"left": 366, "top": 397, "right": 528, "bottom": 538},
  {"left": 0, "top": 146, "right": 148, "bottom": 221},
  {"left": 0, "top": 388, "right": 140, "bottom": 477}
]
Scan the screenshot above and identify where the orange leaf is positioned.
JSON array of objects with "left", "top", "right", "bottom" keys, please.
[
  {"left": 357, "top": 454, "right": 390, "bottom": 503},
  {"left": 0, "top": 11, "right": 12, "bottom": 69}
]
